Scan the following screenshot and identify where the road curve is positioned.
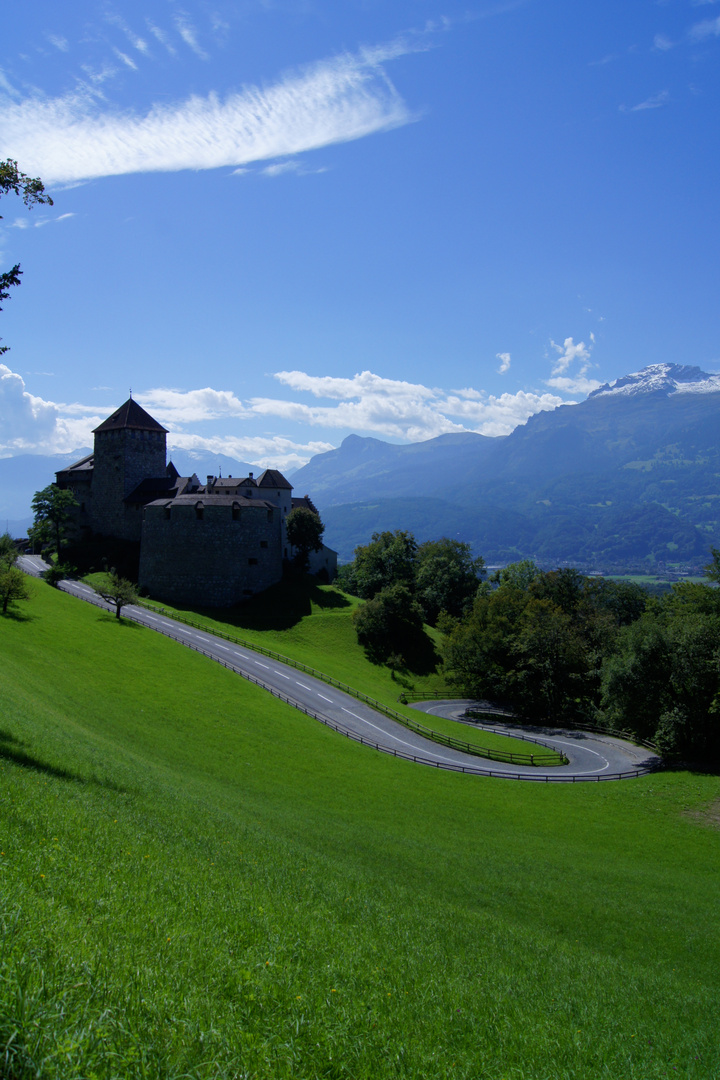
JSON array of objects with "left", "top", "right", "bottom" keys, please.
[{"left": 18, "top": 556, "right": 662, "bottom": 781}]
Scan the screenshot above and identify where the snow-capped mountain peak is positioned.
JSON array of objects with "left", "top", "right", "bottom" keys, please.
[{"left": 590, "top": 363, "right": 720, "bottom": 399}]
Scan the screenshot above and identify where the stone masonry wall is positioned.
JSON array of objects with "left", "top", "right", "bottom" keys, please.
[
  {"left": 92, "top": 428, "right": 166, "bottom": 540},
  {"left": 139, "top": 502, "right": 283, "bottom": 607}
]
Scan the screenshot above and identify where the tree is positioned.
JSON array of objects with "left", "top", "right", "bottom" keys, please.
[
  {"left": 352, "top": 582, "right": 436, "bottom": 672},
  {"left": 1, "top": 160, "right": 53, "bottom": 354},
  {"left": 0, "top": 565, "right": 30, "bottom": 615},
  {"left": 285, "top": 506, "right": 325, "bottom": 572},
  {"left": 0, "top": 531, "right": 18, "bottom": 568},
  {"left": 416, "top": 538, "right": 485, "bottom": 625},
  {"left": 704, "top": 547, "right": 720, "bottom": 585},
  {"left": 31, "top": 484, "right": 78, "bottom": 556},
  {"left": 93, "top": 570, "right": 138, "bottom": 619},
  {"left": 347, "top": 530, "right": 418, "bottom": 600}
]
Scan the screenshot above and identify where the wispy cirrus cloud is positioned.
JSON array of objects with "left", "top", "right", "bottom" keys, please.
[
  {"left": 173, "top": 12, "right": 210, "bottom": 60},
  {"left": 0, "top": 41, "right": 418, "bottom": 184},
  {"left": 105, "top": 12, "right": 150, "bottom": 57},
  {"left": 620, "top": 89, "right": 670, "bottom": 112},
  {"left": 689, "top": 15, "right": 720, "bottom": 39}
]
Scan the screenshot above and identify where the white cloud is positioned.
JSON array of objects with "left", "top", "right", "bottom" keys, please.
[
  {"left": 146, "top": 21, "right": 176, "bottom": 56},
  {"left": 105, "top": 13, "right": 150, "bottom": 56},
  {"left": 112, "top": 48, "right": 138, "bottom": 71},
  {"left": 174, "top": 13, "right": 209, "bottom": 60},
  {"left": 8, "top": 211, "right": 76, "bottom": 229},
  {"left": 46, "top": 34, "right": 69, "bottom": 53},
  {"left": 1, "top": 361, "right": 589, "bottom": 467},
  {"left": 496, "top": 351, "right": 511, "bottom": 374},
  {"left": 136, "top": 386, "right": 249, "bottom": 424},
  {"left": 260, "top": 369, "right": 564, "bottom": 441},
  {"left": 166, "top": 432, "right": 335, "bottom": 472},
  {"left": 620, "top": 90, "right": 670, "bottom": 112},
  {"left": 689, "top": 15, "right": 720, "bottom": 39},
  {"left": 545, "top": 335, "right": 601, "bottom": 395},
  {"left": 0, "top": 364, "right": 96, "bottom": 456},
  {"left": 549, "top": 336, "right": 592, "bottom": 375},
  {"left": 0, "top": 42, "right": 416, "bottom": 184},
  {"left": 653, "top": 34, "right": 674, "bottom": 51}
]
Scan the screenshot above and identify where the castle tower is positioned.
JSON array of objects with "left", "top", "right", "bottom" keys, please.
[{"left": 91, "top": 398, "right": 168, "bottom": 540}]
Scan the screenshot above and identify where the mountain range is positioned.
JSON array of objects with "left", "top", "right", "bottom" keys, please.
[
  {"left": 291, "top": 364, "right": 720, "bottom": 569},
  {"left": 4, "top": 364, "right": 719, "bottom": 572}
]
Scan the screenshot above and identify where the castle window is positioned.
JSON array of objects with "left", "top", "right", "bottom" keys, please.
[
  {"left": 260, "top": 540, "right": 268, "bottom": 549},
  {"left": 267, "top": 509, "right": 273, "bottom": 522},
  {"left": 164, "top": 507, "right": 171, "bottom": 520},
  {"left": 196, "top": 506, "right": 204, "bottom": 520},
  {"left": 248, "top": 557, "right": 258, "bottom": 566},
  {"left": 232, "top": 506, "right": 240, "bottom": 521}
]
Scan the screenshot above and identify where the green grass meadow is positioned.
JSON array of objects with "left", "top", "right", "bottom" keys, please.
[{"left": 1, "top": 579, "right": 719, "bottom": 1078}]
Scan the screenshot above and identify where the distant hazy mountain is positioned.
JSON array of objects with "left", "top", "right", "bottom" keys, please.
[{"left": 293, "top": 364, "right": 720, "bottom": 568}]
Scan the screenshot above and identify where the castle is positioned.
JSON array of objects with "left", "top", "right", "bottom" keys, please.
[{"left": 55, "top": 397, "right": 336, "bottom": 607}]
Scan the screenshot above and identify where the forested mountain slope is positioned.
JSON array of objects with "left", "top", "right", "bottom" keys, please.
[{"left": 293, "top": 365, "right": 720, "bottom": 568}]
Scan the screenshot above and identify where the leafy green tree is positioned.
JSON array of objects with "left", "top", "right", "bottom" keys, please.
[
  {"left": 285, "top": 506, "right": 325, "bottom": 572},
  {"left": 704, "top": 547, "right": 720, "bottom": 585},
  {"left": 415, "top": 538, "right": 485, "bottom": 625},
  {"left": 601, "top": 583, "right": 720, "bottom": 760},
  {"left": 0, "top": 565, "right": 30, "bottom": 615},
  {"left": 93, "top": 571, "right": 139, "bottom": 620},
  {"left": 348, "top": 530, "right": 418, "bottom": 600},
  {"left": 31, "top": 484, "right": 78, "bottom": 556},
  {"left": 443, "top": 562, "right": 649, "bottom": 723},
  {"left": 1, "top": 159, "right": 53, "bottom": 354},
  {"left": 352, "top": 582, "right": 436, "bottom": 672}
]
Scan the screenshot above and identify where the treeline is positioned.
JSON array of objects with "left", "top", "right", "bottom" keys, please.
[
  {"left": 340, "top": 532, "right": 720, "bottom": 764},
  {"left": 337, "top": 532, "right": 484, "bottom": 672}
]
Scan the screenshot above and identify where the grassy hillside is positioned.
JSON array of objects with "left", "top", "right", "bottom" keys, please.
[
  {"left": 1, "top": 579, "right": 719, "bottom": 1078},
  {"left": 135, "top": 578, "right": 563, "bottom": 761}
]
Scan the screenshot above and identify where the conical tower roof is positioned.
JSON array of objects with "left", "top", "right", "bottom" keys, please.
[{"left": 93, "top": 398, "right": 168, "bottom": 434}]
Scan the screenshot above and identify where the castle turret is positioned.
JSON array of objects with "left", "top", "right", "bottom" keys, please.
[{"left": 91, "top": 398, "right": 168, "bottom": 540}]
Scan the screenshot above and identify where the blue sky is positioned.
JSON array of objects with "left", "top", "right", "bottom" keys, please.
[{"left": 1, "top": 0, "right": 718, "bottom": 470}]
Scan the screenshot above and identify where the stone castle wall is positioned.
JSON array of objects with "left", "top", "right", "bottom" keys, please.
[
  {"left": 139, "top": 501, "right": 283, "bottom": 607},
  {"left": 92, "top": 428, "right": 167, "bottom": 540}
]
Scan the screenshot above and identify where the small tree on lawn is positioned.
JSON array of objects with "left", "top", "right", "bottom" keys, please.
[
  {"left": 0, "top": 565, "right": 30, "bottom": 615},
  {"left": 94, "top": 570, "right": 138, "bottom": 620},
  {"left": 286, "top": 506, "right": 325, "bottom": 572}
]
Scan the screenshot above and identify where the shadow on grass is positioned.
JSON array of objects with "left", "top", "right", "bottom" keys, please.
[
  {"left": 0, "top": 608, "right": 35, "bottom": 623},
  {"left": 96, "top": 613, "right": 142, "bottom": 628},
  {"left": 0, "top": 729, "right": 125, "bottom": 790},
  {"left": 177, "top": 578, "right": 352, "bottom": 633}
]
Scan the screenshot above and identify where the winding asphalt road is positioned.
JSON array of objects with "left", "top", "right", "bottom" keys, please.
[{"left": 19, "top": 555, "right": 662, "bottom": 782}]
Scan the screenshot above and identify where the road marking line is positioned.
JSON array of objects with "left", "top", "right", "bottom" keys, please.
[
  {"left": 216, "top": 644, "right": 230, "bottom": 651},
  {"left": 295, "top": 682, "right": 312, "bottom": 691},
  {"left": 274, "top": 671, "right": 291, "bottom": 679},
  {"left": 340, "top": 709, "right": 461, "bottom": 763},
  {"left": 317, "top": 693, "right": 334, "bottom": 703},
  {"left": 255, "top": 661, "right": 270, "bottom": 669}
]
